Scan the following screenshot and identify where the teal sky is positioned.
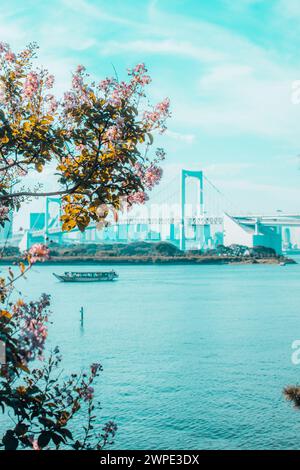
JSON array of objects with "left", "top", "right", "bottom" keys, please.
[{"left": 2, "top": 0, "right": 300, "bottom": 224}]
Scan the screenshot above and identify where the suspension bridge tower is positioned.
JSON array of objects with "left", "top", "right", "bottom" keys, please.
[{"left": 180, "top": 169, "right": 204, "bottom": 251}]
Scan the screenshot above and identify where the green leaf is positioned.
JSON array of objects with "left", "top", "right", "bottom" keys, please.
[
  {"left": 38, "top": 431, "right": 51, "bottom": 448},
  {"left": 2, "top": 430, "right": 18, "bottom": 450}
]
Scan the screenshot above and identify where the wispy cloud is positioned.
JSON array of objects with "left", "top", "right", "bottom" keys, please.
[
  {"left": 99, "top": 39, "right": 224, "bottom": 63},
  {"left": 165, "top": 130, "right": 196, "bottom": 144},
  {"left": 62, "top": 0, "right": 140, "bottom": 27},
  {"left": 204, "top": 162, "right": 254, "bottom": 177}
]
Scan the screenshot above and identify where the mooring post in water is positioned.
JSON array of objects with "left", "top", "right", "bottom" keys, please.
[{"left": 80, "top": 306, "right": 84, "bottom": 326}]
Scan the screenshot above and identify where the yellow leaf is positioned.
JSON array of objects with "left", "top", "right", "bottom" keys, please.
[
  {"left": 23, "top": 121, "right": 32, "bottom": 132},
  {"left": 19, "top": 262, "right": 26, "bottom": 274},
  {"left": 1, "top": 135, "right": 9, "bottom": 144},
  {"left": 35, "top": 162, "right": 43, "bottom": 172},
  {"left": 62, "top": 219, "right": 77, "bottom": 231},
  {"left": 17, "top": 363, "right": 30, "bottom": 373},
  {"left": 0, "top": 310, "right": 12, "bottom": 319}
]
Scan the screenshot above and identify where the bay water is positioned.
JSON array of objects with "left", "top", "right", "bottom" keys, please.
[{"left": 4, "top": 259, "right": 300, "bottom": 449}]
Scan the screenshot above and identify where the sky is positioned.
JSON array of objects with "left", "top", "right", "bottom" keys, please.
[{"left": 2, "top": 0, "right": 300, "bottom": 228}]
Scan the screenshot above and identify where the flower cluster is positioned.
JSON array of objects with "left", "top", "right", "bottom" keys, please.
[
  {"left": 0, "top": 205, "right": 9, "bottom": 222},
  {"left": 45, "top": 93, "right": 58, "bottom": 113},
  {"left": 127, "top": 191, "right": 149, "bottom": 206},
  {"left": 23, "top": 72, "right": 39, "bottom": 98},
  {"left": 105, "top": 124, "right": 122, "bottom": 142},
  {"left": 45, "top": 74, "right": 55, "bottom": 89},
  {"left": 0, "top": 42, "right": 170, "bottom": 241},
  {"left": 12, "top": 294, "right": 50, "bottom": 364},
  {"left": 143, "top": 98, "right": 171, "bottom": 133},
  {"left": 143, "top": 164, "right": 163, "bottom": 190},
  {"left": 57, "top": 59, "right": 170, "bottom": 227},
  {"left": 127, "top": 63, "right": 152, "bottom": 87},
  {"left": 26, "top": 243, "right": 50, "bottom": 264}
]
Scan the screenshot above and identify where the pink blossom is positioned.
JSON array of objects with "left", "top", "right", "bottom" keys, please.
[
  {"left": 0, "top": 42, "right": 8, "bottom": 53},
  {"left": 134, "top": 162, "right": 142, "bottom": 175},
  {"left": 107, "top": 89, "right": 123, "bottom": 108},
  {"left": 72, "top": 73, "right": 83, "bottom": 90},
  {"left": 76, "top": 143, "right": 85, "bottom": 152},
  {"left": 27, "top": 243, "right": 50, "bottom": 264},
  {"left": 4, "top": 50, "right": 16, "bottom": 62},
  {"left": 31, "top": 439, "right": 41, "bottom": 451},
  {"left": 63, "top": 91, "right": 77, "bottom": 110},
  {"left": 14, "top": 63, "right": 22, "bottom": 76},
  {"left": 0, "top": 83, "right": 7, "bottom": 104},
  {"left": 133, "top": 63, "right": 147, "bottom": 74},
  {"left": 140, "top": 74, "right": 151, "bottom": 85},
  {"left": 16, "top": 168, "right": 28, "bottom": 177},
  {"left": 118, "top": 82, "right": 133, "bottom": 99},
  {"left": 127, "top": 191, "right": 149, "bottom": 206},
  {"left": 128, "top": 63, "right": 152, "bottom": 87},
  {"left": 76, "top": 64, "right": 85, "bottom": 73},
  {"left": 45, "top": 74, "right": 55, "bottom": 89},
  {"left": 0, "top": 205, "right": 9, "bottom": 220},
  {"left": 79, "top": 385, "right": 95, "bottom": 401},
  {"left": 143, "top": 165, "right": 163, "bottom": 190},
  {"left": 91, "top": 363, "right": 101, "bottom": 375},
  {"left": 14, "top": 294, "right": 50, "bottom": 365},
  {"left": 23, "top": 72, "right": 39, "bottom": 98},
  {"left": 45, "top": 94, "right": 58, "bottom": 113},
  {"left": 105, "top": 125, "right": 121, "bottom": 142},
  {"left": 85, "top": 386, "right": 94, "bottom": 401},
  {"left": 98, "top": 78, "right": 114, "bottom": 92},
  {"left": 131, "top": 73, "right": 151, "bottom": 87},
  {"left": 155, "top": 97, "right": 170, "bottom": 115},
  {"left": 143, "top": 97, "right": 170, "bottom": 132}
]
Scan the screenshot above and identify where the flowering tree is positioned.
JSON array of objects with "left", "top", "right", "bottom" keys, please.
[
  {"left": 0, "top": 42, "right": 170, "bottom": 450},
  {"left": 0, "top": 42, "right": 170, "bottom": 230}
]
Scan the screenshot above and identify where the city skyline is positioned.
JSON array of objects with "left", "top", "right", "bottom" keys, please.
[{"left": 1, "top": 0, "right": 300, "bottom": 229}]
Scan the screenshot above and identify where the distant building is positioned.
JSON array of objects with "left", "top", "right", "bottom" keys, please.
[
  {"left": 223, "top": 213, "right": 282, "bottom": 254},
  {"left": 0, "top": 210, "right": 13, "bottom": 242}
]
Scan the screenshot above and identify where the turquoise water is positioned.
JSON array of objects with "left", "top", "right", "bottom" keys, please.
[{"left": 6, "top": 260, "right": 300, "bottom": 449}]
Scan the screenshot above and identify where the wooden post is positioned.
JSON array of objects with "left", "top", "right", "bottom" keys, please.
[{"left": 80, "top": 306, "right": 84, "bottom": 326}]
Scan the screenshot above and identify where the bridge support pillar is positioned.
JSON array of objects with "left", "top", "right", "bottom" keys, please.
[
  {"left": 180, "top": 169, "right": 204, "bottom": 251},
  {"left": 169, "top": 221, "right": 175, "bottom": 243}
]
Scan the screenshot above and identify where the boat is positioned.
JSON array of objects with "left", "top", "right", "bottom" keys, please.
[
  {"left": 53, "top": 270, "right": 119, "bottom": 282},
  {"left": 279, "top": 262, "right": 286, "bottom": 266}
]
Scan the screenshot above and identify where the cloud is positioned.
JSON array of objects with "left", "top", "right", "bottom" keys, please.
[
  {"left": 99, "top": 39, "right": 224, "bottom": 63},
  {"left": 204, "top": 162, "right": 254, "bottom": 177},
  {"left": 213, "top": 179, "right": 300, "bottom": 213},
  {"left": 165, "top": 130, "right": 195, "bottom": 144},
  {"left": 96, "top": 1, "right": 299, "bottom": 142},
  {"left": 184, "top": 64, "right": 299, "bottom": 139},
  {"left": 276, "top": 0, "right": 300, "bottom": 18},
  {"left": 0, "top": 0, "right": 299, "bottom": 216},
  {"left": 62, "top": 0, "right": 140, "bottom": 27}
]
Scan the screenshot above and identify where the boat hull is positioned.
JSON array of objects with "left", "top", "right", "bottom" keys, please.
[{"left": 53, "top": 273, "right": 118, "bottom": 282}]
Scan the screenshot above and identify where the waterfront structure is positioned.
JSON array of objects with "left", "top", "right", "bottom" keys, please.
[
  {"left": 0, "top": 210, "right": 13, "bottom": 242},
  {"left": 2, "top": 169, "right": 300, "bottom": 253},
  {"left": 223, "top": 214, "right": 282, "bottom": 254},
  {"left": 17, "top": 169, "right": 224, "bottom": 250}
]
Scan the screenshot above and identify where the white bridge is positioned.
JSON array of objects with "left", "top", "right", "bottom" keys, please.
[{"left": 3, "top": 170, "right": 300, "bottom": 252}]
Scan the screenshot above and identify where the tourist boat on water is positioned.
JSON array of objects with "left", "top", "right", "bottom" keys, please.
[{"left": 53, "top": 270, "right": 119, "bottom": 282}]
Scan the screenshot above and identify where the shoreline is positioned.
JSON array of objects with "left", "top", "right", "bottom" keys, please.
[{"left": 0, "top": 255, "right": 296, "bottom": 266}]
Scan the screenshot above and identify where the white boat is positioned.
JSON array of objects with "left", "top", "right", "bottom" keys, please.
[{"left": 53, "top": 270, "right": 119, "bottom": 282}]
